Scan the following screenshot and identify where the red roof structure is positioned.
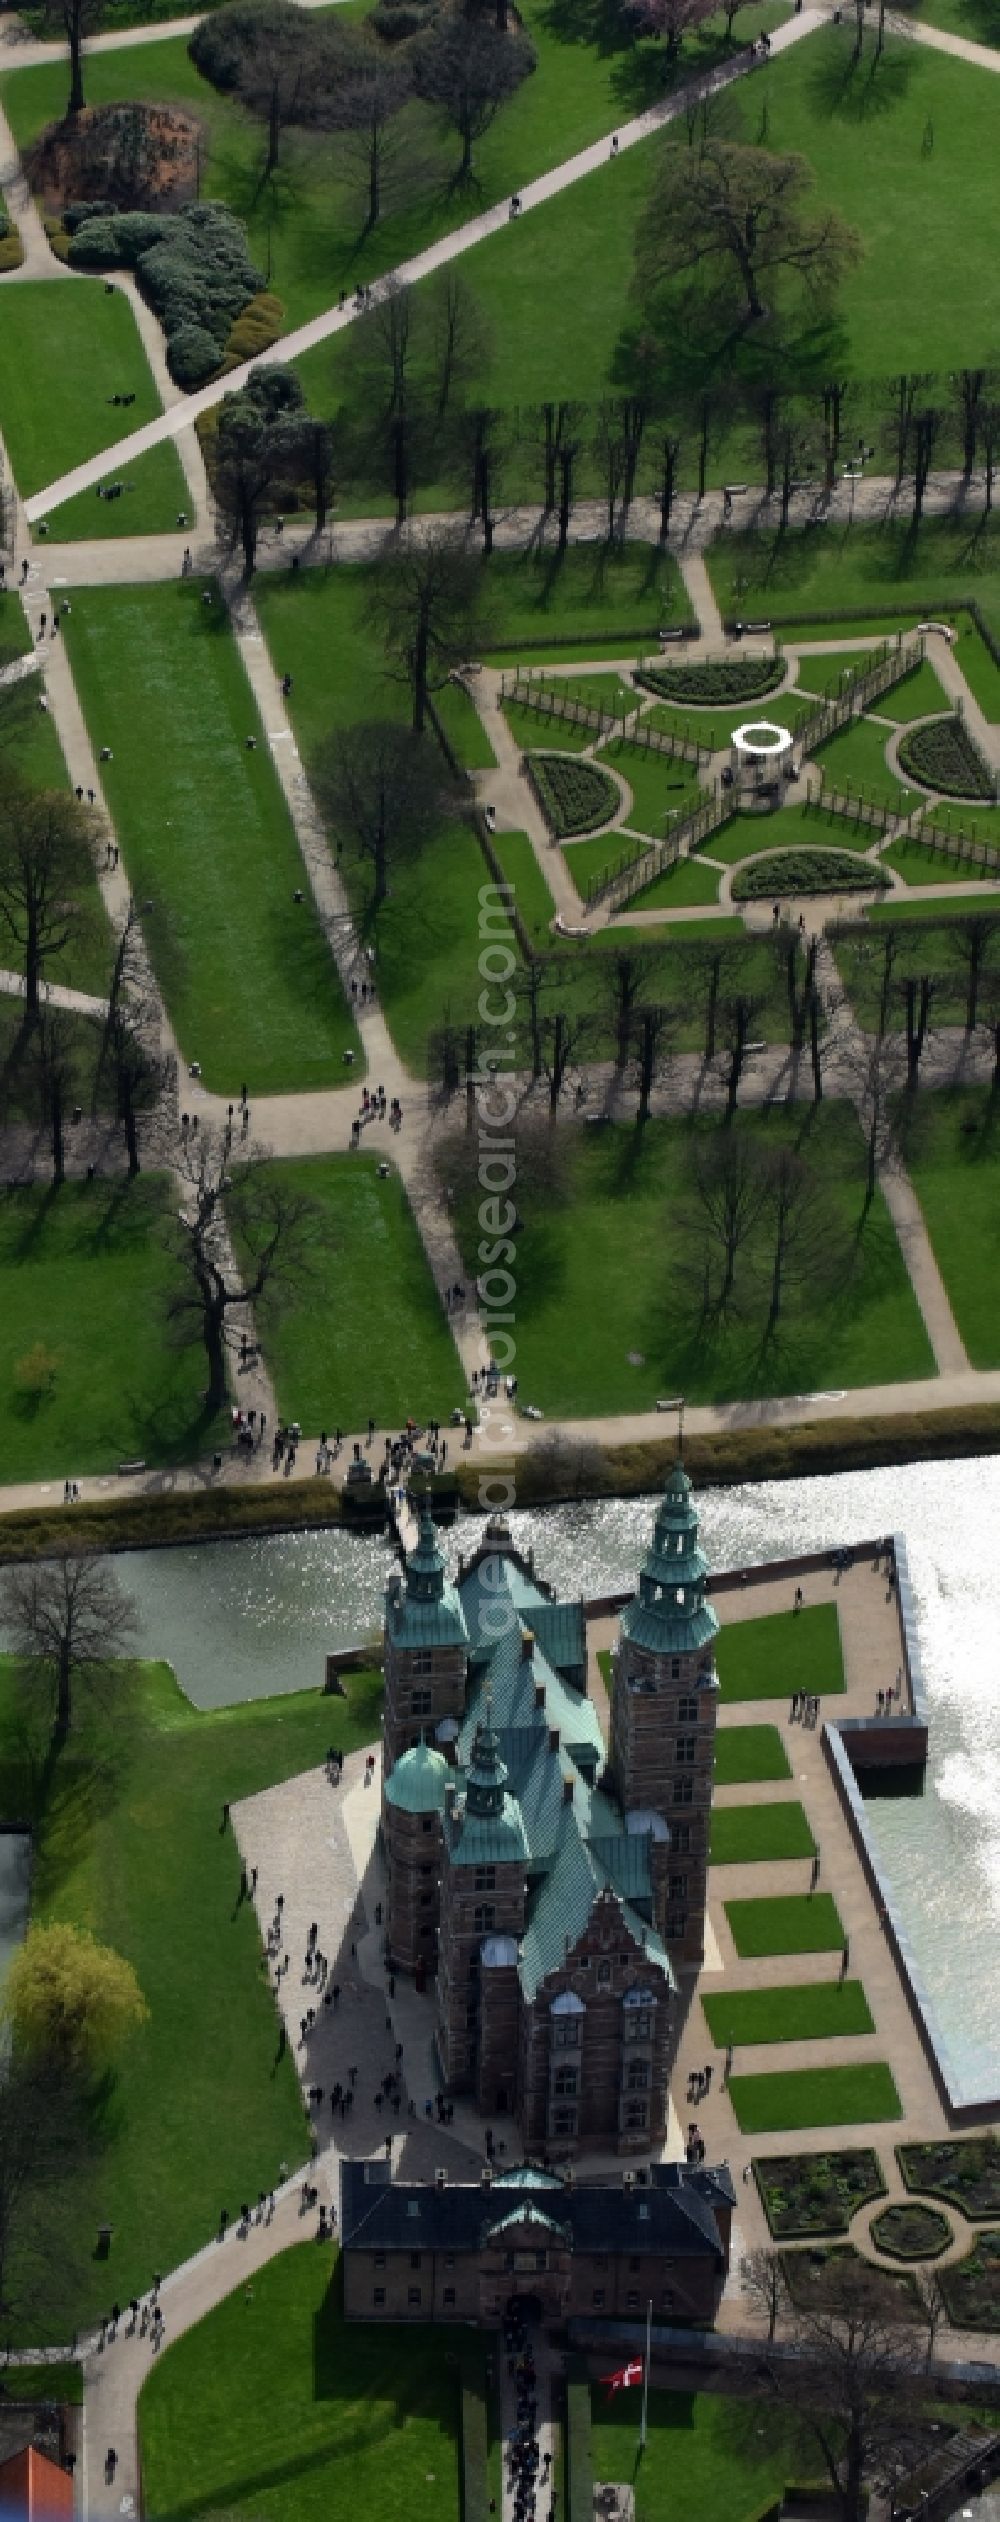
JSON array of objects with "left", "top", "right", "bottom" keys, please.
[{"left": 0, "top": 2446, "right": 73, "bottom": 2521}]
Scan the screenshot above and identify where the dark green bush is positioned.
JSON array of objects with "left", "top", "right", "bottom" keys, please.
[
  {"left": 637, "top": 656, "right": 784, "bottom": 706},
  {"left": 871, "top": 2202, "right": 952, "bottom": 2261},
  {"left": 529, "top": 753, "right": 619, "bottom": 838},
  {"left": 733, "top": 849, "right": 889, "bottom": 900},
  {"left": 63, "top": 198, "right": 116, "bottom": 231},
  {"left": 168, "top": 321, "right": 226, "bottom": 387},
  {"left": 67, "top": 199, "right": 263, "bottom": 384},
  {"left": 189, "top": 0, "right": 306, "bottom": 91},
  {"left": 0, "top": 201, "right": 8, "bottom": 242},
  {"left": 898, "top": 714, "right": 995, "bottom": 801}
]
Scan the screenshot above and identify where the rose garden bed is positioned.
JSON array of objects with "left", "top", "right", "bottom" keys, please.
[
  {"left": 780, "top": 2242, "right": 919, "bottom": 2312},
  {"left": 635, "top": 656, "right": 784, "bottom": 707},
  {"left": 897, "top": 715, "right": 995, "bottom": 801},
  {"left": 936, "top": 2228, "right": 1000, "bottom": 2330},
  {"left": 527, "top": 752, "right": 620, "bottom": 838},
  {"left": 871, "top": 2202, "right": 953, "bottom": 2260},
  {"left": 897, "top": 2138, "right": 1000, "bottom": 2220},
  {"left": 754, "top": 2148, "right": 886, "bottom": 2239},
  {"left": 732, "top": 849, "right": 890, "bottom": 900}
]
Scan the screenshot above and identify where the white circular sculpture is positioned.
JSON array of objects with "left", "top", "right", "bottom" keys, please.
[{"left": 730, "top": 717, "right": 795, "bottom": 809}]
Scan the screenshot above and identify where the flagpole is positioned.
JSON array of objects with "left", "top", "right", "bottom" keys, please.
[{"left": 639, "top": 2298, "right": 651, "bottom": 2455}]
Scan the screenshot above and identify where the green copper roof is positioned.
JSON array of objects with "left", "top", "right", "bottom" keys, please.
[
  {"left": 483, "top": 2206, "right": 571, "bottom": 2244},
  {"left": 620, "top": 1458, "right": 719, "bottom": 1662},
  {"left": 384, "top": 1740, "right": 450, "bottom": 1815},
  {"left": 387, "top": 1508, "right": 469, "bottom": 1654}
]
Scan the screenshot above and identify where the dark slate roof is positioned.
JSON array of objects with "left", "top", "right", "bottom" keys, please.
[{"left": 340, "top": 2160, "right": 730, "bottom": 2262}]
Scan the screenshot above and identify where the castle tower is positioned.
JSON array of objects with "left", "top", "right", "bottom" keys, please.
[
  {"left": 438, "top": 1706, "right": 529, "bottom": 2094},
  {"left": 383, "top": 1740, "right": 450, "bottom": 1976},
  {"left": 610, "top": 1462, "right": 719, "bottom": 1972},
  {"left": 382, "top": 1503, "right": 469, "bottom": 1777}
]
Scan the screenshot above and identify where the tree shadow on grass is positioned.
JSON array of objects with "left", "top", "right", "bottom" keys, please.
[{"left": 805, "top": 28, "right": 919, "bottom": 121}]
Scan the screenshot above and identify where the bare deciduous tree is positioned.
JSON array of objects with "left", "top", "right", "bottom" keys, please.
[
  {"left": 637, "top": 142, "right": 862, "bottom": 328},
  {"left": 759, "top": 2253, "right": 935, "bottom": 2522},
  {"left": 167, "top": 1129, "right": 320, "bottom": 1417},
  {"left": 367, "top": 529, "right": 488, "bottom": 735},
  {"left": 0, "top": 787, "right": 99, "bottom": 1024},
  {"left": 2, "top": 1552, "right": 138, "bottom": 1754},
  {"left": 677, "top": 1129, "right": 768, "bottom": 1322},
  {"left": 413, "top": 9, "right": 536, "bottom": 184},
  {"left": 313, "top": 719, "right": 463, "bottom": 918}
]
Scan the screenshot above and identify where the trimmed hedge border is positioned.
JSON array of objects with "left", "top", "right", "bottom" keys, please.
[
  {"left": 897, "top": 2138, "right": 1000, "bottom": 2221},
  {"left": 636, "top": 656, "right": 784, "bottom": 706},
  {"left": 732, "top": 848, "right": 890, "bottom": 900},
  {"left": 566, "top": 2370, "right": 592, "bottom": 2522},
  {"left": 461, "top": 2365, "right": 489, "bottom": 2522},
  {"left": 897, "top": 713, "right": 996, "bottom": 801},
  {"left": 753, "top": 2151, "right": 887, "bottom": 2243},
  {"left": 936, "top": 2229, "right": 1000, "bottom": 2330},
  {"left": 527, "top": 752, "right": 620, "bottom": 838},
  {"left": 870, "top": 2202, "right": 952, "bottom": 2261}
]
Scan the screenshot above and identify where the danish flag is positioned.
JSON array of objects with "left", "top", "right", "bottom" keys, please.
[{"left": 600, "top": 2360, "right": 643, "bottom": 2397}]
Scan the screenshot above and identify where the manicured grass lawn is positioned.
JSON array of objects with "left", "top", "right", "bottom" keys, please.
[
  {"left": 140, "top": 2248, "right": 478, "bottom": 2522},
  {"left": 728, "top": 2063, "right": 903, "bottom": 2133},
  {"left": 62, "top": 581, "right": 358, "bottom": 1093},
  {"left": 715, "top": 1605, "right": 846, "bottom": 1705},
  {"left": 489, "top": 828, "right": 557, "bottom": 949},
  {"left": 881, "top": 835, "right": 996, "bottom": 887},
  {"left": 596, "top": 735, "right": 706, "bottom": 839},
  {"left": 880, "top": 660, "right": 951, "bottom": 724},
  {"left": 0, "top": 1177, "right": 229, "bottom": 1479},
  {"left": 623, "top": 854, "right": 722, "bottom": 909},
  {"left": 0, "top": 687, "right": 115, "bottom": 995},
  {"left": 703, "top": 1980, "right": 875, "bottom": 2047},
  {"left": 3, "top": 1657, "right": 381, "bottom": 2336},
  {"left": 708, "top": 523, "right": 1000, "bottom": 658},
  {"left": 645, "top": 693, "right": 815, "bottom": 752},
  {"left": 713, "top": 1724, "right": 791, "bottom": 1785},
  {"left": 503, "top": 700, "right": 596, "bottom": 757},
  {"left": 243, "top": 1157, "right": 465, "bottom": 1428},
  {"left": 593, "top": 2389, "right": 801, "bottom": 2522},
  {"left": 348, "top": 815, "right": 523, "bottom": 1074},
  {"left": 834, "top": 912, "right": 1000, "bottom": 1029},
  {"left": 0, "top": 593, "right": 31, "bottom": 658},
  {"left": 0, "top": 280, "right": 189, "bottom": 525},
  {"left": 726, "top": 1893, "right": 846, "bottom": 1958},
  {"left": 899, "top": 1088, "right": 1000, "bottom": 1366},
  {"left": 434, "top": 680, "right": 496, "bottom": 772},
  {"left": 455, "top": 1105, "right": 931, "bottom": 1414},
  {"left": 703, "top": 807, "right": 876, "bottom": 867},
  {"left": 867, "top": 878, "right": 997, "bottom": 910},
  {"left": 815, "top": 715, "right": 908, "bottom": 812},
  {"left": 561, "top": 830, "right": 645, "bottom": 896},
  {"left": 709, "top": 1800, "right": 815, "bottom": 1866},
  {"left": 790, "top": 646, "right": 886, "bottom": 697}
]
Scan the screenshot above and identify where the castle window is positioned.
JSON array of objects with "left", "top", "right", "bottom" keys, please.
[
  {"left": 408, "top": 2287, "right": 422, "bottom": 2306},
  {"left": 444, "top": 2287, "right": 456, "bottom": 2306},
  {"left": 626, "top": 2290, "right": 640, "bottom": 2311},
  {"left": 412, "top": 1653, "right": 432, "bottom": 1676},
  {"left": 553, "top": 2106, "right": 577, "bottom": 2137},
  {"left": 411, "top": 1689, "right": 432, "bottom": 1717},
  {"left": 676, "top": 1735, "right": 696, "bottom": 1765},
  {"left": 625, "top": 2101, "right": 648, "bottom": 2132},
  {"left": 374, "top": 2288, "right": 386, "bottom": 2306},
  {"left": 474, "top": 1905, "right": 495, "bottom": 1933},
  {"left": 626, "top": 2058, "right": 649, "bottom": 2091},
  {"left": 678, "top": 1697, "right": 698, "bottom": 1724},
  {"left": 420, "top": 1892, "right": 434, "bottom": 1908},
  {"left": 375, "top": 2253, "right": 385, "bottom": 2268},
  {"left": 535, "top": 2252, "right": 547, "bottom": 2272},
  {"left": 629, "top": 2257, "right": 641, "bottom": 2272},
  {"left": 553, "top": 2019, "right": 580, "bottom": 2050},
  {"left": 672, "top": 1823, "right": 691, "bottom": 1852},
  {"left": 667, "top": 1914, "right": 688, "bottom": 1938},
  {"left": 410, "top": 2252, "right": 422, "bottom": 2269},
  {"left": 674, "top": 1776, "right": 693, "bottom": 1806},
  {"left": 670, "top": 1658, "right": 680, "bottom": 1678},
  {"left": 597, "top": 1960, "right": 612, "bottom": 1988},
  {"left": 670, "top": 1875, "right": 688, "bottom": 1904},
  {"left": 624, "top": 2008, "right": 653, "bottom": 2044},
  {"left": 475, "top": 1867, "right": 496, "bottom": 1892},
  {"left": 554, "top": 2066, "right": 578, "bottom": 2097},
  {"left": 592, "top": 2289, "right": 606, "bottom": 2309}
]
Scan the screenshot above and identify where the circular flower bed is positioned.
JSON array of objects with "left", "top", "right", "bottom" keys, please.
[
  {"left": 636, "top": 656, "right": 784, "bottom": 707},
  {"left": 732, "top": 849, "right": 890, "bottom": 900},
  {"left": 527, "top": 753, "right": 620, "bottom": 839},
  {"left": 871, "top": 2202, "right": 952, "bottom": 2260},
  {"left": 897, "top": 714, "right": 995, "bottom": 801}
]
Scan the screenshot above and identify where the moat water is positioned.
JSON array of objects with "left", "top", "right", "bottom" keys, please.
[{"left": 110, "top": 1458, "right": 1000, "bottom": 2101}]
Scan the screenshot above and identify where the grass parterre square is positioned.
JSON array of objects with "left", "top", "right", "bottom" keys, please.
[
  {"left": 713, "top": 1726, "right": 792, "bottom": 1786},
  {"left": 728, "top": 2064, "right": 903, "bottom": 2134},
  {"left": 725, "top": 1893, "right": 847, "bottom": 1958},
  {"left": 709, "top": 1801, "right": 816, "bottom": 1866},
  {"left": 715, "top": 1605, "right": 846, "bottom": 1704},
  {"left": 702, "top": 1981, "right": 875, "bottom": 2048}
]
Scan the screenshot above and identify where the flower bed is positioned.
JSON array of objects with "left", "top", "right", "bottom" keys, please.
[
  {"left": 936, "top": 2228, "right": 1000, "bottom": 2329},
  {"left": 897, "top": 715, "right": 995, "bottom": 801},
  {"left": 732, "top": 849, "right": 890, "bottom": 900},
  {"left": 897, "top": 2138, "right": 1000, "bottom": 2220},
  {"left": 527, "top": 753, "right": 620, "bottom": 839},
  {"left": 755, "top": 2148, "right": 886, "bottom": 2239},
  {"left": 780, "top": 2242, "right": 918, "bottom": 2311},
  {"left": 635, "top": 657, "right": 784, "bottom": 707},
  {"left": 871, "top": 2202, "right": 952, "bottom": 2260}
]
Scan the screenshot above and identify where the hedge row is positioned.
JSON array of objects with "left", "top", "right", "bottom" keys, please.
[
  {"left": 222, "top": 288, "right": 285, "bottom": 368},
  {"left": 732, "top": 848, "right": 889, "bottom": 900},
  {"left": 636, "top": 656, "right": 784, "bottom": 706},
  {"left": 66, "top": 200, "right": 263, "bottom": 387},
  {"left": 0, "top": 1475, "right": 348, "bottom": 1566},
  {"left": 566, "top": 2373, "right": 592, "bottom": 2522},
  {"left": 453, "top": 1401, "right": 1000, "bottom": 1507},
  {"left": 460, "top": 2368, "right": 489, "bottom": 2522},
  {"left": 898, "top": 713, "right": 996, "bottom": 801},
  {"left": 528, "top": 753, "right": 619, "bottom": 837}
]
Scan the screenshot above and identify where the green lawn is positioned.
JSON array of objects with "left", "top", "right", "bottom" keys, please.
[
  {"left": 595, "top": 736, "right": 706, "bottom": 840},
  {"left": 434, "top": 680, "right": 497, "bottom": 773},
  {"left": 0, "top": 681, "right": 114, "bottom": 995},
  {"left": 593, "top": 2389, "right": 800, "bottom": 2522},
  {"left": 728, "top": 2063, "right": 903, "bottom": 2133},
  {"left": 879, "top": 660, "right": 951, "bottom": 724},
  {"left": 452, "top": 1105, "right": 931, "bottom": 1415},
  {"left": 622, "top": 854, "right": 723, "bottom": 909},
  {"left": 833, "top": 910, "right": 1000, "bottom": 1029},
  {"left": 726, "top": 1893, "right": 847, "bottom": 1958},
  {"left": 900, "top": 1088, "right": 1000, "bottom": 1365},
  {"left": 560, "top": 831, "right": 645, "bottom": 896},
  {"left": 703, "top": 807, "right": 877, "bottom": 867},
  {"left": 713, "top": 1724, "right": 791, "bottom": 1785},
  {"left": 140, "top": 2247, "right": 482, "bottom": 2522},
  {"left": 3, "top": 1657, "right": 381, "bottom": 2336},
  {"left": 715, "top": 1605, "right": 846, "bottom": 1705},
  {"left": 815, "top": 715, "right": 909, "bottom": 813},
  {"left": 703, "top": 1981, "right": 875, "bottom": 2047},
  {"left": 502, "top": 700, "right": 596, "bottom": 758},
  {"left": 243, "top": 1157, "right": 465, "bottom": 1428},
  {"left": 0, "top": 1176, "right": 230, "bottom": 1479},
  {"left": 62, "top": 581, "right": 359, "bottom": 1094},
  {"left": 645, "top": 693, "right": 815, "bottom": 752},
  {"left": 791, "top": 646, "right": 887, "bottom": 698},
  {"left": 0, "top": 593, "right": 31, "bottom": 659},
  {"left": 489, "top": 828, "right": 558, "bottom": 949},
  {"left": 0, "top": 281, "right": 189, "bottom": 527},
  {"left": 708, "top": 523, "right": 1000, "bottom": 655},
  {"left": 880, "top": 835, "right": 996, "bottom": 886},
  {"left": 709, "top": 1800, "right": 815, "bottom": 1866}
]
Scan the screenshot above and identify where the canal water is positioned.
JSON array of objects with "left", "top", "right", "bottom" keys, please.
[{"left": 106, "top": 1458, "right": 1000, "bottom": 2101}]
